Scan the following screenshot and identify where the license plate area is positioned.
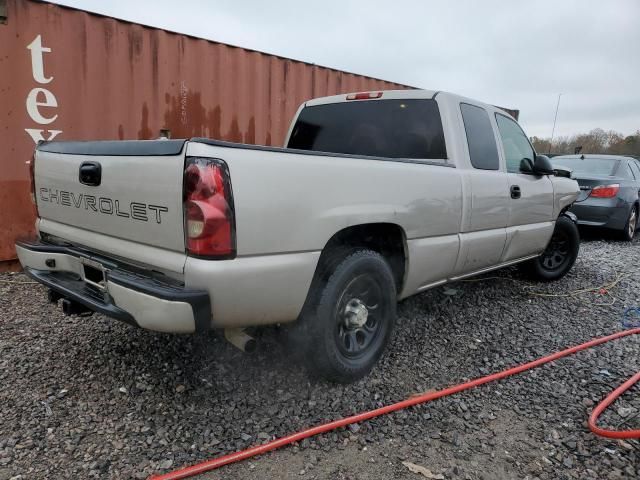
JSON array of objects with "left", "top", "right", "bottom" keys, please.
[{"left": 81, "top": 258, "right": 106, "bottom": 290}]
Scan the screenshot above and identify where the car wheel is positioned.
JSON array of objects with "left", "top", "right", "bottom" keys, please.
[
  {"left": 522, "top": 215, "right": 580, "bottom": 281},
  {"left": 620, "top": 205, "right": 638, "bottom": 241},
  {"left": 296, "top": 249, "right": 396, "bottom": 383}
]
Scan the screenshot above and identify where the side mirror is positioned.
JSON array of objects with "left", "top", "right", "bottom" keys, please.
[
  {"left": 553, "top": 166, "right": 573, "bottom": 179},
  {"left": 519, "top": 157, "right": 534, "bottom": 173},
  {"left": 532, "top": 155, "right": 554, "bottom": 176}
]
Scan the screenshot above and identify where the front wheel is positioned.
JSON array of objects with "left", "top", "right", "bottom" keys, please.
[
  {"left": 297, "top": 249, "right": 397, "bottom": 383},
  {"left": 522, "top": 215, "right": 580, "bottom": 281}
]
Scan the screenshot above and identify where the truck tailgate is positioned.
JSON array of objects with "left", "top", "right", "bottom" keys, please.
[{"left": 34, "top": 140, "right": 187, "bottom": 253}]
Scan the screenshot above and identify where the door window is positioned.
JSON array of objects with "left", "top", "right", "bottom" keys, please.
[
  {"left": 495, "top": 114, "right": 536, "bottom": 173},
  {"left": 460, "top": 103, "right": 499, "bottom": 170}
]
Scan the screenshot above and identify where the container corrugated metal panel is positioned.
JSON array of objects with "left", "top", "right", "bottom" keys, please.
[{"left": 0, "top": 0, "right": 411, "bottom": 263}]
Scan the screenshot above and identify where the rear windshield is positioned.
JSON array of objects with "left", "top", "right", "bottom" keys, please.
[
  {"left": 551, "top": 157, "right": 619, "bottom": 176},
  {"left": 287, "top": 99, "right": 447, "bottom": 160}
]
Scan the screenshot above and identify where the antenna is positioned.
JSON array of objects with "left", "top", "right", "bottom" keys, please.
[{"left": 549, "top": 93, "right": 562, "bottom": 155}]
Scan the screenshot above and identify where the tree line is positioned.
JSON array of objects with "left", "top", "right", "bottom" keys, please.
[{"left": 530, "top": 128, "right": 640, "bottom": 157}]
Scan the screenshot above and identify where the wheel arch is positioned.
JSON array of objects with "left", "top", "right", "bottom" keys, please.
[
  {"left": 315, "top": 222, "right": 408, "bottom": 294},
  {"left": 559, "top": 207, "right": 577, "bottom": 224}
]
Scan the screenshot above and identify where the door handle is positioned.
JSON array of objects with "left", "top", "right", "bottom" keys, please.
[
  {"left": 510, "top": 185, "right": 521, "bottom": 199},
  {"left": 79, "top": 162, "right": 102, "bottom": 186}
]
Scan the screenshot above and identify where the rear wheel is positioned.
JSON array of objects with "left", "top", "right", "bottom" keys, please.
[
  {"left": 620, "top": 205, "right": 637, "bottom": 241},
  {"left": 522, "top": 216, "right": 579, "bottom": 281},
  {"left": 295, "top": 249, "right": 396, "bottom": 383}
]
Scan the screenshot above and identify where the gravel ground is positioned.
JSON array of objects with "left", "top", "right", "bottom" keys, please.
[{"left": 1, "top": 235, "right": 639, "bottom": 480}]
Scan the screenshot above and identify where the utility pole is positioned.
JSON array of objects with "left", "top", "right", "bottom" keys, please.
[{"left": 549, "top": 93, "right": 562, "bottom": 155}]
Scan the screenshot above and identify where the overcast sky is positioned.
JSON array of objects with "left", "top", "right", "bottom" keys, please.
[{"left": 50, "top": 0, "right": 640, "bottom": 138}]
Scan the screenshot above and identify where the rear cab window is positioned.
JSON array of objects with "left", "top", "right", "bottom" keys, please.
[{"left": 287, "top": 99, "right": 447, "bottom": 160}]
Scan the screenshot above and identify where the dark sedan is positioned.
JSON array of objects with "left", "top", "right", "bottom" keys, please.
[{"left": 551, "top": 154, "right": 640, "bottom": 240}]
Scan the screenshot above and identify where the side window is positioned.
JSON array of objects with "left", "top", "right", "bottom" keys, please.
[
  {"left": 625, "top": 163, "right": 636, "bottom": 180},
  {"left": 495, "top": 114, "right": 536, "bottom": 173},
  {"left": 629, "top": 161, "right": 640, "bottom": 180},
  {"left": 460, "top": 103, "right": 499, "bottom": 170}
]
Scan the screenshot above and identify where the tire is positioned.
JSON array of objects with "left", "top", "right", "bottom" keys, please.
[
  {"left": 619, "top": 205, "right": 638, "bottom": 241},
  {"left": 522, "top": 215, "right": 580, "bottom": 281},
  {"left": 295, "top": 249, "right": 397, "bottom": 383}
]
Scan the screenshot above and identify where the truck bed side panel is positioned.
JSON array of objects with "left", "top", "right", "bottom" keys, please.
[
  {"left": 185, "top": 142, "right": 463, "bottom": 323},
  {"left": 186, "top": 143, "right": 463, "bottom": 255}
]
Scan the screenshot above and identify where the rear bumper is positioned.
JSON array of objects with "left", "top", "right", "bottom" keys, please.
[
  {"left": 15, "top": 238, "right": 211, "bottom": 333},
  {"left": 569, "top": 200, "right": 629, "bottom": 230}
]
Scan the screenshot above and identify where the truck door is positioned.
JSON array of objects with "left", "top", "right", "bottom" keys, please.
[
  {"left": 454, "top": 103, "right": 509, "bottom": 276},
  {"left": 494, "top": 113, "right": 554, "bottom": 261}
]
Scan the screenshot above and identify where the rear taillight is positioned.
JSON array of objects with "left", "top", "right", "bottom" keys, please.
[
  {"left": 28, "top": 153, "right": 38, "bottom": 210},
  {"left": 183, "top": 157, "right": 236, "bottom": 259},
  {"left": 590, "top": 184, "right": 620, "bottom": 198},
  {"left": 346, "top": 91, "right": 383, "bottom": 100}
]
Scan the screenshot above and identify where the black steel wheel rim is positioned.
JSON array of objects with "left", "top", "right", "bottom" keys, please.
[
  {"left": 334, "top": 274, "right": 385, "bottom": 359},
  {"left": 540, "top": 230, "right": 570, "bottom": 271}
]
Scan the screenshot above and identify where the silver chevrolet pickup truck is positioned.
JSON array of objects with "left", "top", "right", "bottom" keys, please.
[{"left": 16, "top": 89, "right": 580, "bottom": 382}]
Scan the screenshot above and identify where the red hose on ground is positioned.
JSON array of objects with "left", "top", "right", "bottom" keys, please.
[
  {"left": 589, "top": 370, "right": 640, "bottom": 439},
  {"left": 150, "top": 328, "right": 640, "bottom": 480}
]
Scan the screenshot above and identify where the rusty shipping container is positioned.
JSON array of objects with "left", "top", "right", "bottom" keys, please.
[{"left": 0, "top": 0, "right": 413, "bottom": 266}]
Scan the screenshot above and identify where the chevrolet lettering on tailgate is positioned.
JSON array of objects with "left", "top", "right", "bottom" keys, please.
[{"left": 38, "top": 187, "right": 168, "bottom": 223}]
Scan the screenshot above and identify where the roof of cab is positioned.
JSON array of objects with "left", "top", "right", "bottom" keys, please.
[
  {"left": 302, "top": 89, "right": 517, "bottom": 120},
  {"left": 304, "top": 89, "right": 438, "bottom": 107}
]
